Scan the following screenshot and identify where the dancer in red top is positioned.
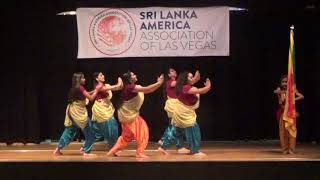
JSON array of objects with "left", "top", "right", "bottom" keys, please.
[
  {"left": 158, "top": 68, "right": 200, "bottom": 154},
  {"left": 108, "top": 71, "right": 164, "bottom": 158},
  {"left": 53, "top": 72, "right": 102, "bottom": 156},
  {"left": 274, "top": 75, "right": 303, "bottom": 154},
  {"left": 159, "top": 71, "right": 211, "bottom": 156}
]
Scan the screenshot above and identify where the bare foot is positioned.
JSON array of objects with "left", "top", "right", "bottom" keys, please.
[
  {"left": 107, "top": 151, "right": 119, "bottom": 157},
  {"left": 80, "top": 147, "right": 84, "bottom": 154},
  {"left": 282, "top": 149, "right": 289, "bottom": 154},
  {"left": 53, "top": 148, "right": 63, "bottom": 156},
  {"left": 12, "top": 143, "right": 24, "bottom": 146},
  {"left": 193, "top": 152, "right": 207, "bottom": 156},
  {"left": 136, "top": 153, "right": 149, "bottom": 158},
  {"left": 158, "top": 147, "right": 169, "bottom": 155},
  {"left": 177, "top": 147, "right": 190, "bottom": 154},
  {"left": 83, "top": 152, "right": 96, "bottom": 157},
  {"left": 288, "top": 149, "right": 295, "bottom": 155},
  {"left": 25, "top": 143, "right": 37, "bottom": 146}
]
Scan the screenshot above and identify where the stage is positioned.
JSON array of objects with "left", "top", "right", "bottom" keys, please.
[
  {"left": 1, "top": 141, "right": 320, "bottom": 179},
  {"left": 1, "top": 141, "right": 320, "bottom": 162}
]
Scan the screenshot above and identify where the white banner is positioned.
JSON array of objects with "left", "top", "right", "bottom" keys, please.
[{"left": 76, "top": 7, "right": 229, "bottom": 58}]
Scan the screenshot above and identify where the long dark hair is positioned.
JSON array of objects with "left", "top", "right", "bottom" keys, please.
[
  {"left": 92, "top": 72, "right": 101, "bottom": 88},
  {"left": 118, "top": 71, "right": 133, "bottom": 107},
  {"left": 162, "top": 67, "right": 175, "bottom": 99},
  {"left": 174, "top": 71, "right": 189, "bottom": 96},
  {"left": 68, "top": 72, "right": 84, "bottom": 104},
  {"left": 122, "top": 70, "right": 132, "bottom": 87}
]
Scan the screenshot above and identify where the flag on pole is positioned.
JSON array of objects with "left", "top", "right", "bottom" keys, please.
[{"left": 283, "top": 26, "right": 297, "bottom": 138}]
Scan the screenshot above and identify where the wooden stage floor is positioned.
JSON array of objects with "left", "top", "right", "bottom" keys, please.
[{"left": 1, "top": 141, "right": 320, "bottom": 162}]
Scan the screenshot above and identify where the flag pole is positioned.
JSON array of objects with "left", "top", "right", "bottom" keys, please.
[{"left": 283, "top": 24, "right": 297, "bottom": 138}]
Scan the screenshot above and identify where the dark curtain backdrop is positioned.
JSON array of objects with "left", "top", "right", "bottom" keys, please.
[{"left": 1, "top": 1, "right": 319, "bottom": 143}]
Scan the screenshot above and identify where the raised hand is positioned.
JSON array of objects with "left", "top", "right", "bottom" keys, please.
[
  {"left": 195, "top": 70, "right": 200, "bottom": 81},
  {"left": 117, "top": 77, "right": 123, "bottom": 85},
  {"left": 117, "top": 77, "right": 124, "bottom": 89},
  {"left": 204, "top": 78, "right": 211, "bottom": 88},
  {"left": 191, "top": 70, "right": 200, "bottom": 85},
  {"left": 157, "top": 74, "right": 164, "bottom": 84}
]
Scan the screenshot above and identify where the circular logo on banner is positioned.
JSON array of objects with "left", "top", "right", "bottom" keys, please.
[{"left": 89, "top": 9, "right": 136, "bottom": 56}]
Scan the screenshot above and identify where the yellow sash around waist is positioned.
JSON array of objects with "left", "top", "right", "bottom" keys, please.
[
  {"left": 64, "top": 100, "right": 88, "bottom": 129},
  {"left": 172, "top": 94, "right": 200, "bottom": 128},
  {"left": 164, "top": 97, "right": 178, "bottom": 118},
  {"left": 118, "top": 92, "right": 144, "bottom": 124},
  {"left": 92, "top": 90, "right": 114, "bottom": 123}
]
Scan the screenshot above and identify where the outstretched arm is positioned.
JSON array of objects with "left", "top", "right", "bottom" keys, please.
[
  {"left": 101, "top": 77, "right": 123, "bottom": 92},
  {"left": 88, "top": 90, "right": 95, "bottom": 95},
  {"left": 83, "top": 83, "right": 103, "bottom": 101},
  {"left": 83, "top": 89, "right": 98, "bottom": 101},
  {"left": 133, "top": 74, "right": 164, "bottom": 94},
  {"left": 188, "top": 78, "right": 211, "bottom": 95}
]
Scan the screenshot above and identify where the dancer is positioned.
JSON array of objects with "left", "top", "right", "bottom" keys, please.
[
  {"left": 159, "top": 68, "right": 200, "bottom": 154},
  {"left": 90, "top": 72, "right": 123, "bottom": 150},
  {"left": 107, "top": 71, "right": 164, "bottom": 158},
  {"left": 159, "top": 71, "right": 211, "bottom": 156},
  {"left": 53, "top": 72, "right": 102, "bottom": 156},
  {"left": 274, "top": 75, "right": 304, "bottom": 154}
]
